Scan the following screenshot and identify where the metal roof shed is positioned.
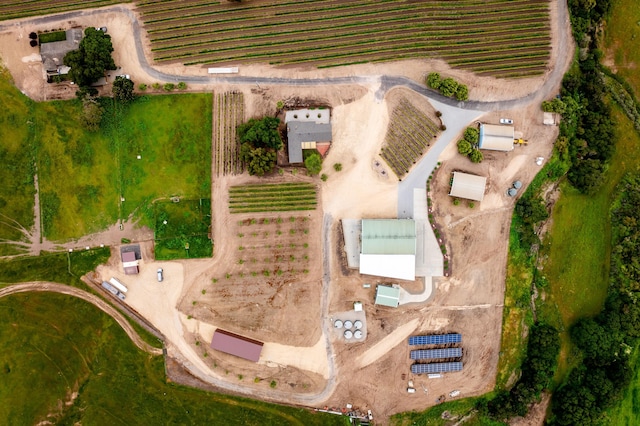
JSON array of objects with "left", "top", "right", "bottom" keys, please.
[
  {"left": 286, "top": 121, "right": 332, "bottom": 163},
  {"left": 375, "top": 284, "right": 400, "bottom": 308},
  {"left": 449, "top": 172, "right": 487, "bottom": 202},
  {"left": 360, "top": 219, "right": 416, "bottom": 281},
  {"left": 210, "top": 329, "right": 263, "bottom": 362},
  {"left": 478, "top": 124, "right": 514, "bottom": 151}
]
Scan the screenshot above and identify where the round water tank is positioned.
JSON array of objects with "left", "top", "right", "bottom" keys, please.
[
  {"left": 507, "top": 188, "right": 517, "bottom": 197},
  {"left": 344, "top": 330, "right": 353, "bottom": 339},
  {"left": 354, "top": 329, "right": 363, "bottom": 339},
  {"left": 354, "top": 320, "right": 363, "bottom": 329},
  {"left": 344, "top": 320, "right": 353, "bottom": 329},
  {"left": 513, "top": 181, "right": 523, "bottom": 189},
  {"left": 334, "top": 320, "right": 343, "bottom": 329}
]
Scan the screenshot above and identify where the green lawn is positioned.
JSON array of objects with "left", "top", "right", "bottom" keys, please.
[
  {"left": 0, "top": 68, "right": 36, "bottom": 255},
  {"left": 0, "top": 292, "right": 347, "bottom": 425},
  {"left": 36, "top": 93, "right": 212, "bottom": 241}
]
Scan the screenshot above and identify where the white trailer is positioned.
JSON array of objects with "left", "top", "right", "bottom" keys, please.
[
  {"left": 109, "top": 277, "right": 128, "bottom": 293},
  {"left": 207, "top": 67, "right": 239, "bottom": 74},
  {"left": 102, "top": 281, "right": 126, "bottom": 300}
]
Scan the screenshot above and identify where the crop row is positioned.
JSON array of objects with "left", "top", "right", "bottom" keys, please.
[
  {"left": 136, "top": 0, "right": 551, "bottom": 77},
  {"left": 212, "top": 91, "right": 244, "bottom": 176},
  {"left": 381, "top": 100, "right": 440, "bottom": 179},
  {"left": 229, "top": 183, "right": 317, "bottom": 213},
  {"left": 0, "top": 0, "right": 120, "bottom": 21}
]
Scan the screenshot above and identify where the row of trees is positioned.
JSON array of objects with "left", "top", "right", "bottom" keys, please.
[{"left": 426, "top": 72, "right": 469, "bottom": 101}]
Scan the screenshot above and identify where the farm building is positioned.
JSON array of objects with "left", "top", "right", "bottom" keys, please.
[
  {"left": 121, "top": 251, "right": 139, "bottom": 275},
  {"left": 375, "top": 284, "right": 401, "bottom": 308},
  {"left": 449, "top": 172, "right": 487, "bottom": 202},
  {"left": 478, "top": 124, "right": 514, "bottom": 151},
  {"left": 360, "top": 219, "right": 416, "bottom": 281},
  {"left": 285, "top": 109, "right": 332, "bottom": 164},
  {"left": 40, "top": 28, "right": 83, "bottom": 76},
  {"left": 210, "top": 329, "right": 264, "bottom": 362}
]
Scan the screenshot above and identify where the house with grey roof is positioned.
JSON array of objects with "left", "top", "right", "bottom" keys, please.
[
  {"left": 285, "top": 108, "right": 332, "bottom": 164},
  {"left": 40, "top": 28, "right": 83, "bottom": 76}
]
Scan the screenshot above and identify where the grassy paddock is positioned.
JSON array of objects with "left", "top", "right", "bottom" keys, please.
[
  {"left": 390, "top": 394, "right": 494, "bottom": 425},
  {"left": 0, "top": 292, "right": 347, "bottom": 425},
  {"left": 154, "top": 199, "right": 212, "bottom": 260},
  {"left": 0, "top": 68, "right": 36, "bottom": 255},
  {"left": 604, "top": 0, "right": 640, "bottom": 96},
  {"left": 541, "top": 104, "right": 640, "bottom": 383}
]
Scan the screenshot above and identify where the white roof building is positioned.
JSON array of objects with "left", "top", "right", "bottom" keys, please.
[
  {"left": 478, "top": 124, "right": 514, "bottom": 151},
  {"left": 359, "top": 219, "right": 416, "bottom": 281},
  {"left": 449, "top": 172, "right": 487, "bottom": 201}
]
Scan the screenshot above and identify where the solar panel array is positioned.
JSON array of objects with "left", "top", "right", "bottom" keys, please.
[
  {"left": 408, "top": 334, "right": 462, "bottom": 346},
  {"left": 411, "top": 362, "right": 463, "bottom": 374},
  {"left": 410, "top": 348, "right": 462, "bottom": 360}
]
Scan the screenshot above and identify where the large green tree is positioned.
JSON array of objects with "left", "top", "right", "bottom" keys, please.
[
  {"left": 64, "top": 28, "right": 116, "bottom": 88},
  {"left": 238, "top": 117, "right": 283, "bottom": 150},
  {"left": 304, "top": 152, "right": 322, "bottom": 175}
]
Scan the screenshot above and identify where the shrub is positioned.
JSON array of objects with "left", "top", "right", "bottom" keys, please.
[
  {"left": 270, "top": 380, "right": 277, "bottom": 388},
  {"left": 321, "top": 173, "right": 328, "bottom": 181},
  {"left": 138, "top": 83, "right": 147, "bottom": 91},
  {"left": 453, "top": 198, "right": 460, "bottom": 206},
  {"left": 440, "top": 77, "right": 459, "bottom": 97},
  {"left": 304, "top": 152, "right": 322, "bottom": 175},
  {"left": 457, "top": 140, "right": 473, "bottom": 155},
  {"left": 469, "top": 149, "right": 484, "bottom": 163},
  {"left": 164, "top": 83, "right": 175, "bottom": 91},
  {"left": 455, "top": 84, "right": 469, "bottom": 101},
  {"left": 468, "top": 202, "right": 475, "bottom": 208},
  {"left": 426, "top": 72, "right": 441, "bottom": 89},
  {"left": 152, "top": 82, "right": 161, "bottom": 90},
  {"left": 177, "top": 81, "right": 187, "bottom": 90},
  {"left": 464, "top": 127, "right": 479, "bottom": 144},
  {"left": 435, "top": 110, "right": 442, "bottom": 117},
  {"left": 333, "top": 163, "right": 343, "bottom": 171}
]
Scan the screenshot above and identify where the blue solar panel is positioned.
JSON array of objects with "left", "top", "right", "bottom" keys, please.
[
  {"left": 408, "top": 334, "right": 462, "bottom": 346},
  {"left": 410, "top": 348, "right": 462, "bottom": 360},
  {"left": 411, "top": 362, "right": 463, "bottom": 374}
]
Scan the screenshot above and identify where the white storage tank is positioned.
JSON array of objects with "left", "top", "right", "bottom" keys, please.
[
  {"left": 354, "top": 329, "right": 363, "bottom": 339},
  {"left": 354, "top": 320, "right": 363, "bottom": 329},
  {"left": 344, "top": 320, "right": 353, "bottom": 329},
  {"left": 334, "top": 319, "right": 343, "bottom": 329},
  {"left": 344, "top": 330, "right": 353, "bottom": 339}
]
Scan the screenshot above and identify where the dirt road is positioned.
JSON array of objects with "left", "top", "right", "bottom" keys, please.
[{"left": 0, "top": 281, "right": 163, "bottom": 355}]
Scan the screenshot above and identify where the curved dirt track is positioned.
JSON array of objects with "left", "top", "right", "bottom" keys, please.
[{"left": 0, "top": 282, "right": 163, "bottom": 355}]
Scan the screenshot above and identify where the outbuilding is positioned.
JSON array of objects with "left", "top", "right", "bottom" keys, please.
[
  {"left": 375, "top": 284, "right": 401, "bottom": 308},
  {"left": 285, "top": 109, "right": 332, "bottom": 163},
  {"left": 478, "top": 123, "right": 514, "bottom": 151},
  {"left": 210, "top": 329, "right": 264, "bottom": 362},
  {"left": 449, "top": 172, "right": 487, "bottom": 202}
]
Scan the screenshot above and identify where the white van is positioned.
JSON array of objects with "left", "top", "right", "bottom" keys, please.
[{"left": 157, "top": 268, "right": 163, "bottom": 282}]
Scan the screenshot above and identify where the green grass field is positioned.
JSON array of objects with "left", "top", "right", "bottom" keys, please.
[
  {"left": 0, "top": 68, "right": 36, "bottom": 255},
  {"left": 35, "top": 93, "right": 212, "bottom": 241},
  {"left": 541, "top": 103, "right": 640, "bottom": 382},
  {"left": 154, "top": 199, "right": 212, "bottom": 259},
  {"left": 604, "top": 0, "right": 640, "bottom": 97},
  {"left": 0, "top": 292, "right": 347, "bottom": 425}
]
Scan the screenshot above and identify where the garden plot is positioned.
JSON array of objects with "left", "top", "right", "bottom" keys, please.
[
  {"left": 212, "top": 91, "right": 245, "bottom": 176},
  {"left": 180, "top": 212, "right": 323, "bottom": 347}
]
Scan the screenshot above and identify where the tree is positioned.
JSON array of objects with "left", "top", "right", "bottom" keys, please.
[
  {"left": 81, "top": 99, "right": 103, "bottom": 131},
  {"left": 426, "top": 72, "right": 441, "bottom": 89},
  {"left": 240, "top": 144, "right": 276, "bottom": 176},
  {"left": 333, "top": 163, "right": 342, "bottom": 172},
  {"left": 469, "top": 148, "right": 483, "bottom": 163},
  {"left": 64, "top": 27, "right": 116, "bottom": 87},
  {"left": 455, "top": 84, "right": 469, "bottom": 101},
  {"left": 457, "top": 139, "right": 472, "bottom": 155},
  {"left": 238, "top": 117, "right": 282, "bottom": 150},
  {"left": 440, "top": 77, "right": 459, "bottom": 97},
  {"left": 542, "top": 98, "right": 566, "bottom": 114},
  {"left": 515, "top": 196, "right": 549, "bottom": 225},
  {"left": 112, "top": 76, "right": 134, "bottom": 102},
  {"left": 304, "top": 152, "right": 322, "bottom": 175},
  {"left": 464, "top": 127, "right": 479, "bottom": 144}
]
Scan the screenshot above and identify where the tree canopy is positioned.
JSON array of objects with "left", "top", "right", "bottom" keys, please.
[
  {"left": 304, "top": 152, "right": 322, "bottom": 175},
  {"left": 238, "top": 117, "right": 283, "bottom": 150},
  {"left": 112, "top": 76, "right": 135, "bottom": 102},
  {"left": 64, "top": 28, "right": 116, "bottom": 88}
]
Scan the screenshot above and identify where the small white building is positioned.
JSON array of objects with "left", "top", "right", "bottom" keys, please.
[
  {"left": 478, "top": 123, "right": 514, "bottom": 151},
  {"left": 449, "top": 172, "right": 487, "bottom": 202}
]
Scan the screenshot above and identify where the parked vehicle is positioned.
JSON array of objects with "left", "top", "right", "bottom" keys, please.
[
  {"left": 157, "top": 268, "right": 164, "bottom": 282},
  {"left": 499, "top": 118, "right": 513, "bottom": 125}
]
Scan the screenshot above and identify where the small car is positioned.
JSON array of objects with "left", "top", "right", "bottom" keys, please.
[
  {"left": 95, "top": 27, "right": 108, "bottom": 33},
  {"left": 157, "top": 268, "right": 164, "bottom": 282},
  {"left": 115, "top": 74, "right": 130, "bottom": 80},
  {"left": 500, "top": 118, "right": 514, "bottom": 125}
]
